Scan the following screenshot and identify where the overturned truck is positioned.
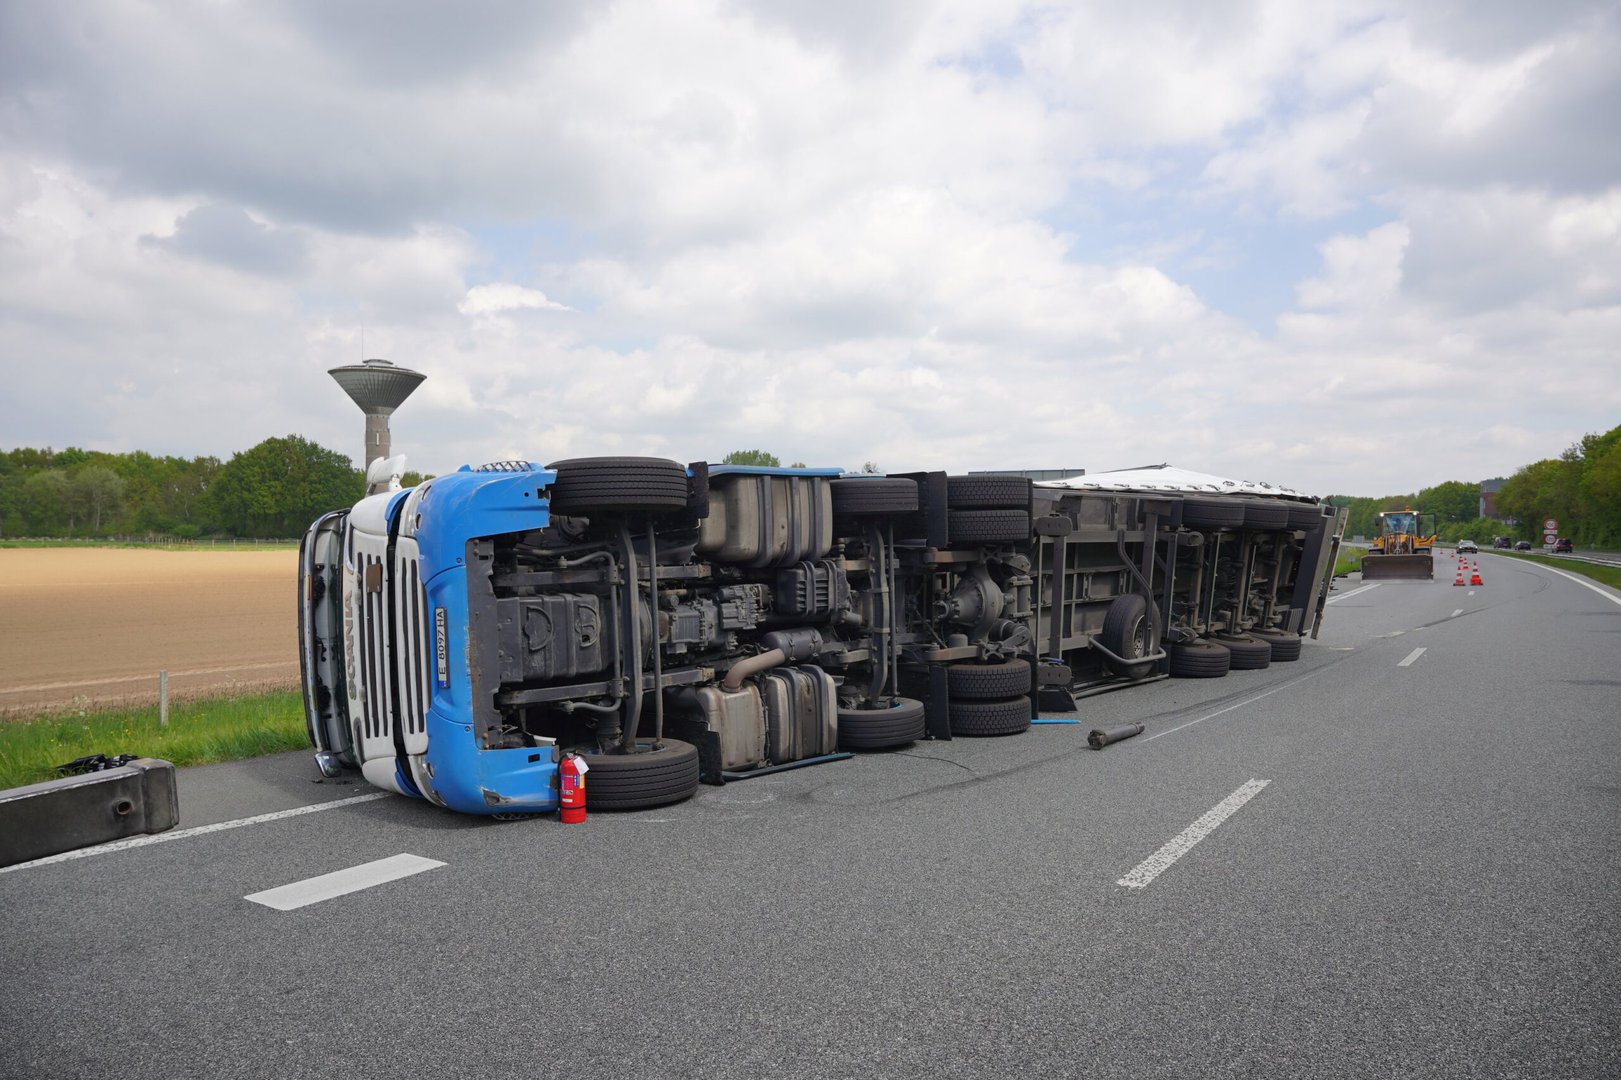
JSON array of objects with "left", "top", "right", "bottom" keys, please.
[{"left": 298, "top": 459, "right": 1343, "bottom": 815}]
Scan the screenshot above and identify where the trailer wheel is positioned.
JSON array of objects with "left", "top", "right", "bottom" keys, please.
[
  {"left": 948, "top": 696, "right": 1031, "bottom": 737},
  {"left": 1169, "top": 639, "right": 1231, "bottom": 678},
  {"left": 830, "top": 477, "right": 919, "bottom": 515},
  {"left": 1099, "top": 594, "right": 1157, "bottom": 679},
  {"left": 1241, "top": 500, "right": 1292, "bottom": 530},
  {"left": 1250, "top": 629, "right": 1303, "bottom": 662},
  {"left": 946, "top": 509, "right": 1031, "bottom": 546},
  {"left": 1179, "top": 497, "right": 1244, "bottom": 530},
  {"left": 838, "top": 698, "right": 926, "bottom": 750},
  {"left": 945, "top": 475, "right": 1031, "bottom": 509},
  {"left": 945, "top": 659, "right": 1032, "bottom": 700},
  {"left": 545, "top": 457, "right": 690, "bottom": 514},
  {"left": 1286, "top": 503, "right": 1324, "bottom": 531},
  {"left": 580, "top": 738, "right": 700, "bottom": 810},
  {"left": 1213, "top": 634, "right": 1272, "bottom": 670}
]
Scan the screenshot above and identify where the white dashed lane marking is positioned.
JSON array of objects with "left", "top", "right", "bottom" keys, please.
[
  {"left": 245, "top": 853, "right": 445, "bottom": 911},
  {"left": 1118, "top": 780, "right": 1270, "bottom": 889},
  {"left": 1398, "top": 647, "right": 1427, "bottom": 667}
]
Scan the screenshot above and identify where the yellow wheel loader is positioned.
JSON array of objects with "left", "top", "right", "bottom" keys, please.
[{"left": 1362, "top": 508, "right": 1437, "bottom": 580}]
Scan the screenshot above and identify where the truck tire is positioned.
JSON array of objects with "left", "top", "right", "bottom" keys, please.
[
  {"left": 1099, "top": 593, "right": 1157, "bottom": 679},
  {"left": 946, "top": 509, "right": 1030, "bottom": 546},
  {"left": 581, "top": 738, "right": 700, "bottom": 810},
  {"left": 1287, "top": 503, "right": 1324, "bottom": 531},
  {"left": 1214, "top": 634, "right": 1271, "bottom": 670},
  {"left": 1169, "top": 639, "right": 1231, "bottom": 678},
  {"left": 1179, "top": 497, "right": 1244, "bottom": 530},
  {"left": 946, "top": 475, "right": 1031, "bottom": 509},
  {"left": 838, "top": 698, "right": 926, "bottom": 750},
  {"left": 949, "top": 696, "right": 1031, "bottom": 736},
  {"left": 830, "top": 477, "right": 919, "bottom": 515},
  {"left": 1250, "top": 629, "right": 1303, "bottom": 662},
  {"left": 1241, "top": 500, "right": 1292, "bottom": 530},
  {"left": 545, "top": 457, "right": 690, "bottom": 514},
  {"left": 946, "top": 659, "right": 1031, "bottom": 700}
]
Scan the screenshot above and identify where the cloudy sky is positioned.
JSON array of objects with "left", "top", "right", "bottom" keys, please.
[{"left": 2, "top": 0, "right": 1617, "bottom": 497}]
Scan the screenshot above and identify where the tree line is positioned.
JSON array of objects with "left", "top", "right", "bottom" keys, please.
[
  {"left": 0, "top": 436, "right": 384, "bottom": 540},
  {"left": 1327, "top": 422, "right": 1621, "bottom": 547},
  {"left": 7, "top": 426, "right": 1614, "bottom": 545}
]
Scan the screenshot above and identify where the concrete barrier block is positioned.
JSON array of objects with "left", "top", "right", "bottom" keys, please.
[{"left": 0, "top": 758, "right": 179, "bottom": 868}]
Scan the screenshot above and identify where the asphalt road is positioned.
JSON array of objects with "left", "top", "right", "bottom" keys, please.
[{"left": 3, "top": 550, "right": 1619, "bottom": 1079}]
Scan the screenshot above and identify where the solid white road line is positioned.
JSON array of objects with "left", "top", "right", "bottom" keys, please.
[
  {"left": 245, "top": 853, "right": 444, "bottom": 911},
  {"left": 1325, "top": 582, "right": 1383, "bottom": 604},
  {"left": 0, "top": 793, "right": 390, "bottom": 875},
  {"left": 1141, "top": 668, "right": 1331, "bottom": 743},
  {"left": 1531, "top": 562, "right": 1621, "bottom": 608},
  {"left": 1118, "top": 779, "right": 1270, "bottom": 889},
  {"left": 1398, "top": 647, "right": 1427, "bottom": 667}
]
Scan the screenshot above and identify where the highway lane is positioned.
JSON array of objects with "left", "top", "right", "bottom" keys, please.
[{"left": 2, "top": 553, "right": 1618, "bottom": 1080}]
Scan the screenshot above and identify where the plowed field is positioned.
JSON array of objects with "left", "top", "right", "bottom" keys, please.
[{"left": 1, "top": 548, "right": 298, "bottom": 716}]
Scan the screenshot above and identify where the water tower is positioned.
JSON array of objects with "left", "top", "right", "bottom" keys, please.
[{"left": 328, "top": 358, "right": 426, "bottom": 470}]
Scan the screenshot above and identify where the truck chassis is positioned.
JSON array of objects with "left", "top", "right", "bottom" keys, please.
[{"left": 298, "top": 458, "right": 1341, "bottom": 815}]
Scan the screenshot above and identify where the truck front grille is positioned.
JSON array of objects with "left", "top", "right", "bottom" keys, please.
[
  {"left": 393, "top": 545, "right": 429, "bottom": 745},
  {"left": 354, "top": 542, "right": 430, "bottom": 756}
]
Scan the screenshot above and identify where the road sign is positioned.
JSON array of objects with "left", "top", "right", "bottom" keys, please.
[
  {"left": 1544, "top": 532, "right": 1559, "bottom": 544},
  {"left": 1544, "top": 518, "right": 1559, "bottom": 530}
]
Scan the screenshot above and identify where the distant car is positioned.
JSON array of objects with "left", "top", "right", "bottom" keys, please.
[
  {"left": 1457, "top": 539, "right": 1478, "bottom": 554},
  {"left": 1493, "top": 537, "right": 1512, "bottom": 549},
  {"left": 1553, "top": 538, "right": 1573, "bottom": 553},
  {"left": 1515, "top": 540, "right": 1532, "bottom": 551}
]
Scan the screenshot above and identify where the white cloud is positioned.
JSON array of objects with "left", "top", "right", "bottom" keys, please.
[
  {"left": 458, "top": 284, "right": 572, "bottom": 316},
  {"left": 1296, "top": 221, "right": 1409, "bottom": 309}
]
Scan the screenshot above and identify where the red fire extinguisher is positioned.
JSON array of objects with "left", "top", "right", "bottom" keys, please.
[{"left": 559, "top": 753, "right": 587, "bottom": 824}]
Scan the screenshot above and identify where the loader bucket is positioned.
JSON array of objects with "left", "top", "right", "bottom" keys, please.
[{"left": 1360, "top": 553, "right": 1434, "bottom": 581}]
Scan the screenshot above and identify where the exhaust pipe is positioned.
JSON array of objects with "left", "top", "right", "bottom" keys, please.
[{"left": 1088, "top": 723, "right": 1144, "bottom": 750}]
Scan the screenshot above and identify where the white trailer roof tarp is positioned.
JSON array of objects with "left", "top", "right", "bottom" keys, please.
[{"left": 1035, "top": 464, "right": 1314, "bottom": 501}]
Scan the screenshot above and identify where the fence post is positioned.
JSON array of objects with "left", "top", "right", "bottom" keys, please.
[{"left": 159, "top": 670, "right": 169, "bottom": 727}]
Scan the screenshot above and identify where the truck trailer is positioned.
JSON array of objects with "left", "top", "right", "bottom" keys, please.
[{"left": 297, "top": 457, "right": 1343, "bottom": 815}]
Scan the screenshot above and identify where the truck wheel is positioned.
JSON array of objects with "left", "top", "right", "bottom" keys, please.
[
  {"left": 946, "top": 509, "right": 1030, "bottom": 546},
  {"left": 1169, "top": 639, "right": 1231, "bottom": 678},
  {"left": 830, "top": 477, "right": 919, "bottom": 515},
  {"left": 1099, "top": 594, "right": 1157, "bottom": 679},
  {"left": 1286, "top": 503, "right": 1324, "bottom": 531},
  {"left": 948, "top": 696, "right": 1031, "bottom": 737},
  {"left": 1179, "top": 497, "right": 1244, "bottom": 530},
  {"left": 580, "top": 738, "right": 700, "bottom": 810},
  {"left": 946, "top": 659, "right": 1031, "bottom": 700},
  {"left": 838, "top": 698, "right": 926, "bottom": 750},
  {"left": 945, "top": 475, "right": 1031, "bottom": 509},
  {"left": 1213, "top": 634, "right": 1271, "bottom": 670},
  {"left": 545, "top": 457, "right": 690, "bottom": 514},
  {"left": 1250, "top": 629, "right": 1303, "bottom": 662},
  {"left": 1241, "top": 500, "right": 1292, "bottom": 530}
]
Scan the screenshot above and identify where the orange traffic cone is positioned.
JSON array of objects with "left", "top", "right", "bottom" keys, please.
[
  {"left": 1454, "top": 564, "right": 1467, "bottom": 586},
  {"left": 1469, "top": 564, "right": 1483, "bottom": 586}
]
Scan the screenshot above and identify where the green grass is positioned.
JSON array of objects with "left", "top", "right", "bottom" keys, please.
[
  {"left": 0, "top": 691, "right": 308, "bottom": 790},
  {"left": 1492, "top": 550, "right": 1621, "bottom": 590}
]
